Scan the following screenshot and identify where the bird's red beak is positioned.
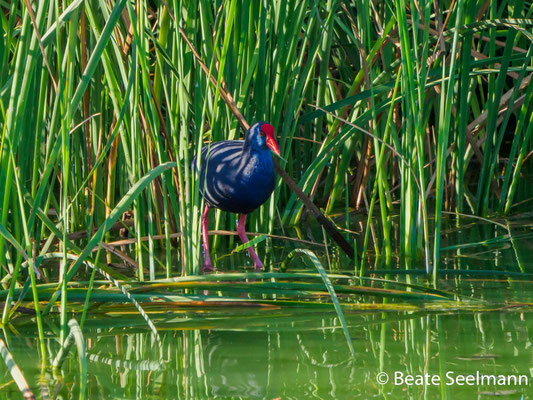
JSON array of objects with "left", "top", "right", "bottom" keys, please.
[{"left": 262, "top": 123, "right": 280, "bottom": 156}]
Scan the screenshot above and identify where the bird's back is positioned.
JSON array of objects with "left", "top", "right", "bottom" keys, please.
[{"left": 192, "top": 140, "right": 275, "bottom": 213}]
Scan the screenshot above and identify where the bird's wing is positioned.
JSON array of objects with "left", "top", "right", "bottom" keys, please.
[{"left": 194, "top": 141, "right": 245, "bottom": 205}]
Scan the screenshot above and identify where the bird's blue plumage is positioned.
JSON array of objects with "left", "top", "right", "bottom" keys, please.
[{"left": 192, "top": 122, "right": 277, "bottom": 214}]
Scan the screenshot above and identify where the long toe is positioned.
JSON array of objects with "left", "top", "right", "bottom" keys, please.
[
  {"left": 254, "top": 260, "right": 264, "bottom": 271},
  {"left": 202, "top": 262, "right": 214, "bottom": 273}
]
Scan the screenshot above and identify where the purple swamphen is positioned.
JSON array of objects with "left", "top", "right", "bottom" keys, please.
[{"left": 193, "top": 122, "right": 281, "bottom": 272}]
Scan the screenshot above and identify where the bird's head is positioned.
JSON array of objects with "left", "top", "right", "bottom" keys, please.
[{"left": 247, "top": 122, "right": 281, "bottom": 156}]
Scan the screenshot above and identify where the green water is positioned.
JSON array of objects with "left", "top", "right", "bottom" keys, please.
[
  {"left": 1, "top": 307, "right": 531, "bottom": 399},
  {"left": 1, "top": 217, "right": 532, "bottom": 399}
]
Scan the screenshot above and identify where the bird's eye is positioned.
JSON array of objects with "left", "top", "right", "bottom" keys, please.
[{"left": 259, "top": 130, "right": 266, "bottom": 137}]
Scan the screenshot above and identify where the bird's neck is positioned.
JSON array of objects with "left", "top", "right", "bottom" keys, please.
[
  {"left": 242, "top": 140, "right": 264, "bottom": 161},
  {"left": 239, "top": 146, "right": 273, "bottom": 174}
]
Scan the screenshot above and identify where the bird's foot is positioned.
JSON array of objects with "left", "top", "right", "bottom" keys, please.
[
  {"left": 253, "top": 260, "right": 264, "bottom": 271},
  {"left": 202, "top": 262, "right": 214, "bottom": 273}
]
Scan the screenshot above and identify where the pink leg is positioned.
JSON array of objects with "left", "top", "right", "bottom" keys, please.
[
  {"left": 202, "top": 205, "right": 214, "bottom": 272},
  {"left": 237, "top": 214, "right": 263, "bottom": 270}
]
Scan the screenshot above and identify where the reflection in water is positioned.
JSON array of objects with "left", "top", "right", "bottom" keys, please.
[
  {"left": 1, "top": 218, "right": 533, "bottom": 398},
  {"left": 1, "top": 307, "right": 531, "bottom": 399}
]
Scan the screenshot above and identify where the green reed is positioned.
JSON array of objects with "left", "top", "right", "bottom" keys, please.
[{"left": 0, "top": 0, "right": 532, "bottom": 349}]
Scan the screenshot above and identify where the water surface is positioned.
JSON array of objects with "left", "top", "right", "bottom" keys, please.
[{"left": 1, "top": 216, "right": 532, "bottom": 399}]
